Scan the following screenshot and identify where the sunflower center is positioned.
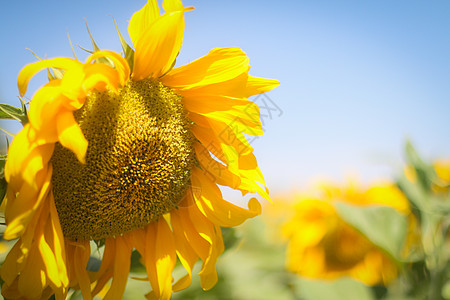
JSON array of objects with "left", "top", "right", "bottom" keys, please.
[
  {"left": 51, "top": 78, "right": 194, "bottom": 241},
  {"left": 322, "top": 222, "right": 373, "bottom": 269}
]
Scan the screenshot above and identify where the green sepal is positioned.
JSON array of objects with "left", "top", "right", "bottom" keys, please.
[
  {"left": 67, "top": 31, "right": 78, "bottom": 61},
  {"left": 113, "top": 17, "right": 134, "bottom": 72},
  {"left": 0, "top": 98, "right": 28, "bottom": 125},
  {"left": 83, "top": 20, "right": 114, "bottom": 67},
  {"left": 47, "top": 68, "right": 65, "bottom": 81}
]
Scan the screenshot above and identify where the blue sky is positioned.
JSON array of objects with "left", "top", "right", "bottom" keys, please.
[{"left": 1, "top": 0, "right": 449, "bottom": 195}]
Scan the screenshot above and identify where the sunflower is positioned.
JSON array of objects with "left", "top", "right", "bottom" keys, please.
[
  {"left": 0, "top": 0, "right": 279, "bottom": 299},
  {"left": 278, "top": 182, "right": 411, "bottom": 286},
  {"left": 433, "top": 159, "right": 450, "bottom": 194}
]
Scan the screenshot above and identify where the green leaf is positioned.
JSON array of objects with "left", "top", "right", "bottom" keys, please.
[
  {"left": 397, "top": 172, "right": 428, "bottom": 213},
  {"left": 0, "top": 103, "right": 28, "bottom": 125},
  {"left": 335, "top": 202, "right": 408, "bottom": 261}
]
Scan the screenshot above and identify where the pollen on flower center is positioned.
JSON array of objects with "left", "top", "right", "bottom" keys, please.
[{"left": 51, "top": 78, "right": 195, "bottom": 241}]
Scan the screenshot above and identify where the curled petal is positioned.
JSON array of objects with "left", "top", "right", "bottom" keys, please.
[
  {"left": 18, "top": 58, "right": 81, "bottom": 96},
  {"left": 56, "top": 109, "right": 88, "bottom": 164},
  {"left": 191, "top": 167, "right": 262, "bottom": 227},
  {"left": 85, "top": 50, "right": 131, "bottom": 85}
]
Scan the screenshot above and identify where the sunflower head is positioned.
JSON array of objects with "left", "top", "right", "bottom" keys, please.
[
  {"left": 51, "top": 78, "right": 195, "bottom": 241},
  {"left": 0, "top": 0, "right": 279, "bottom": 299},
  {"left": 278, "top": 182, "right": 410, "bottom": 286}
]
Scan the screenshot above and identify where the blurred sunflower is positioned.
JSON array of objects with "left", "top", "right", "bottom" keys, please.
[
  {"left": 0, "top": 0, "right": 279, "bottom": 299},
  {"left": 433, "top": 159, "right": 450, "bottom": 194},
  {"left": 278, "top": 182, "right": 411, "bottom": 286}
]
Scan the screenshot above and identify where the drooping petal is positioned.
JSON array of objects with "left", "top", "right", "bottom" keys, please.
[
  {"left": 104, "top": 235, "right": 132, "bottom": 300},
  {"left": 85, "top": 50, "right": 130, "bottom": 85},
  {"left": 72, "top": 242, "right": 92, "bottom": 300},
  {"left": 91, "top": 238, "right": 116, "bottom": 297},
  {"left": 194, "top": 142, "right": 241, "bottom": 189},
  {"left": 182, "top": 190, "right": 224, "bottom": 290},
  {"left": 45, "top": 196, "right": 69, "bottom": 295},
  {"left": 170, "top": 208, "right": 199, "bottom": 292},
  {"left": 1, "top": 242, "right": 24, "bottom": 286},
  {"left": 55, "top": 109, "right": 88, "bottom": 164},
  {"left": 17, "top": 246, "right": 46, "bottom": 299},
  {"left": 82, "top": 64, "right": 121, "bottom": 95},
  {"left": 145, "top": 217, "right": 177, "bottom": 300},
  {"left": 190, "top": 167, "right": 262, "bottom": 227},
  {"left": 18, "top": 58, "right": 82, "bottom": 96},
  {"left": 4, "top": 162, "right": 53, "bottom": 240}
]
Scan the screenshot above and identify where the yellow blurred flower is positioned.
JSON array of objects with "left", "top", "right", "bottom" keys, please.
[
  {"left": 433, "top": 159, "right": 450, "bottom": 194},
  {"left": 278, "top": 182, "right": 411, "bottom": 286},
  {"left": 0, "top": 0, "right": 279, "bottom": 299}
]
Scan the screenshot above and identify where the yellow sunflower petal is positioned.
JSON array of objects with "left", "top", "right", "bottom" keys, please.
[
  {"left": 92, "top": 238, "right": 115, "bottom": 296},
  {"left": 190, "top": 124, "right": 227, "bottom": 164},
  {"left": 1, "top": 242, "right": 23, "bottom": 285},
  {"left": 128, "top": 0, "right": 161, "bottom": 46},
  {"left": 145, "top": 217, "right": 177, "bottom": 300},
  {"left": 198, "top": 224, "right": 223, "bottom": 290},
  {"left": 244, "top": 75, "right": 280, "bottom": 97},
  {"left": 194, "top": 142, "right": 241, "bottom": 189},
  {"left": 27, "top": 80, "right": 63, "bottom": 134},
  {"left": 4, "top": 163, "right": 52, "bottom": 240},
  {"left": 5, "top": 125, "right": 53, "bottom": 191},
  {"left": 162, "top": 47, "right": 249, "bottom": 90},
  {"left": 85, "top": 50, "right": 130, "bottom": 85},
  {"left": 162, "top": 0, "right": 183, "bottom": 12},
  {"left": 174, "top": 193, "right": 211, "bottom": 256},
  {"left": 73, "top": 241, "right": 92, "bottom": 300},
  {"left": 47, "top": 197, "right": 69, "bottom": 288},
  {"left": 82, "top": 64, "right": 121, "bottom": 94},
  {"left": 191, "top": 167, "right": 262, "bottom": 227},
  {"left": 182, "top": 191, "right": 224, "bottom": 290},
  {"left": 17, "top": 246, "right": 46, "bottom": 299},
  {"left": 18, "top": 58, "right": 81, "bottom": 96},
  {"left": 141, "top": 224, "right": 159, "bottom": 298},
  {"left": 39, "top": 227, "right": 63, "bottom": 290},
  {"left": 1, "top": 278, "right": 22, "bottom": 300},
  {"left": 56, "top": 109, "right": 88, "bottom": 164},
  {"left": 104, "top": 235, "right": 131, "bottom": 300},
  {"left": 170, "top": 209, "right": 199, "bottom": 292},
  {"left": 132, "top": 10, "right": 186, "bottom": 80}
]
